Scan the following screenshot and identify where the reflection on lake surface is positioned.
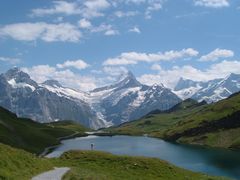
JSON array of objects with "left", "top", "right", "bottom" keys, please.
[{"left": 47, "top": 135, "right": 240, "bottom": 179}]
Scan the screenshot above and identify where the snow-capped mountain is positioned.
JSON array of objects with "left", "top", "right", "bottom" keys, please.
[
  {"left": 174, "top": 78, "right": 204, "bottom": 100},
  {"left": 90, "top": 72, "right": 181, "bottom": 125},
  {"left": 174, "top": 73, "right": 240, "bottom": 103},
  {"left": 0, "top": 68, "right": 105, "bottom": 129},
  {"left": 0, "top": 68, "right": 181, "bottom": 129}
]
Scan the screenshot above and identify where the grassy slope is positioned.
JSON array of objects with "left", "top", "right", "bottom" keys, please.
[
  {"left": 57, "top": 150, "right": 227, "bottom": 180},
  {"left": 0, "top": 108, "right": 229, "bottom": 180},
  {"left": 0, "top": 143, "right": 54, "bottom": 179},
  {"left": 0, "top": 106, "right": 87, "bottom": 154},
  {"left": 109, "top": 93, "right": 240, "bottom": 149},
  {"left": 107, "top": 99, "right": 206, "bottom": 136},
  {"left": 0, "top": 143, "right": 226, "bottom": 180}
]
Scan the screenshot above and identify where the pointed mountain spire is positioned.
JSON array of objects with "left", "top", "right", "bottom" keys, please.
[
  {"left": 116, "top": 71, "right": 141, "bottom": 89},
  {"left": 4, "top": 67, "right": 38, "bottom": 87},
  {"left": 91, "top": 71, "right": 141, "bottom": 93}
]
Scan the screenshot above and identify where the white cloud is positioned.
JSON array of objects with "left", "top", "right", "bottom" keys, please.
[
  {"left": 0, "top": 57, "right": 21, "bottom": 64},
  {"left": 103, "top": 48, "right": 199, "bottom": 66},
  {"left": 104, "top": 29, "right": 119, "bottom": 36},
  {"left": 78, "top": 20, "right": 119, "bottom": 36},
  {"left": 22, "top": 65, "right": 97, "bottom": 91},
  {"left": 151, "top": 64, "right": 162, "bottom": 71},
  {"left": 114, "top": 11, "right": 138, "bottom": 18},
  {"left": 145, "top": 1, "right": 163, "bottom": 19},
  {"left": 32, "top": 0, "right": 169, "bottom": 21},
  {"left": 83, "top": 0, "right": 111, "bottom": 18},
  {"left": 21, "top": 65, "right": 57, "bottom": 83},
  {"left": 194, "top": 0, "right": 230, "bottom": 8},
  {"left": 84, "top": 0, "right": 110, "bottom": 11},
  {"left": 91, "top": 24, "right": 111, "bottom": 32},
  {"left": 31, "top": 1, "right": 81, "bottom": 16},
  {"left": 125, "top": 0, "right": 146, "bottom": 4},
  {"left": 57, "top": 59, "right": 89, "bottom": 70},
  {"left": 208, "top": 60, "right": 240, "bottom": 75},
  {"left": 129, "top": 26, "right": 141, "bottom": 34},
  {"left": 199, "top": 48, "right": 234, "bottom": 61},
  {"left": 78, "top": 19, "right": 92, "bottom": 29},
  {"left": 31, "top": 0, "right": 110, "bottom": 18},
  {"left": 107, "top": 0, "right": 165, "bottom": 19},
  {"left": 91, "top": 24, "right": 119, "bottom": 36},
  {"left": 103, "top": 66, "right": 128, "bottom": 76},
  {"left": 0, "top": 22, "right": 81, "bottom": 42},
  {"left": 175, "top": 12, "right": 209, "bottom": 19},
  {"left": 104, "top": 55, "right": 137, "bottom": 66},
  {"left": 138, "top": 60, "right": 240, "bottom": 88}
]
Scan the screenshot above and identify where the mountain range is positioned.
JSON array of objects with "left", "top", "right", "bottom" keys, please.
[
  {"left": 174, "top": 73, "right": 240, "bottom": 103},
  {"left": 0, "top": 68, "right": 181, "bottom": 129},
  {"left": 0, "top": 68, "right": 239, "bottom": 129}
]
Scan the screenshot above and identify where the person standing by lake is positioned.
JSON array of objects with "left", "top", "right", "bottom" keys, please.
[{"left": 91, "top": 143, "right": 94, "bottom": 150}]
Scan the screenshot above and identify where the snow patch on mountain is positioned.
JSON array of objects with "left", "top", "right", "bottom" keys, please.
[
  {"left": 41, "top": 84, "right": 89, "bottom": 102},
  {"left": 8, "top": 78, "right": 36, "bottom": 91},
  {"left": 174, "top": 86, "right": 201, "bottom": 100},
  {"left": 130, "top": 89, "right": 147, "bottom": 107},
  {"left": 174, "top": 73, "right": 240, "bottom": 103}
]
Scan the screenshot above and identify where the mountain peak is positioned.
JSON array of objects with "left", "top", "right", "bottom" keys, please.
[
  {"left": 117, "top": 71, "right": 141, "bottom": 88},
  {"left": 43, "top": 80, "right": 62, "bottom": 87},
  {"left": 3, "top": 67, "right": 38, "bottom": 88},
  {"left": 125, "top": 71, "right": 135, "bottom": 78},
  {"left": 4, "top": 67, "right": 29, "bottom": 80},
  {"left": 4, "top": 68, "right": 31, "bottom": 82},
  {"left": 91, "top": 71, "right": 141, "bottom": 93},
  {"left": 174, "top": 77, "right": 199, "bottom": 91},
  {"left": 119, "top": 71, "right": 136, "bottom": 81},
  {"left": 6, "top": 67, "right": 20, "bottom": 73}
]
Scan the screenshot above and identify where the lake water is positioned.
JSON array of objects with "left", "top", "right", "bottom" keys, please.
[{"left": 47, "top": 135, "right": 240, "bottom": 179}]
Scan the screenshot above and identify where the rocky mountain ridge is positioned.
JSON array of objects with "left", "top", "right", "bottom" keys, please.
[{"left": 0, "top": 68, "right": 181, "bottom": 129}]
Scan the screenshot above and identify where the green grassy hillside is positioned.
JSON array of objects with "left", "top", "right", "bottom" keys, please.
[
  {"left": 0, "top": 106, "right": 88, "bottom": 154},
  {"left": 0, "top": 143, "right": 54, "bottom": 179},
  {"left": 0, "top": 143, "right": 227, "bottom": 180},
  {"left": 108, "top": 93, "right": 240, "bottom": 149},
  {"left": 0, "top": 106, "right": 230, "bottom": 180},
  {"left": 58, "top": 150, "right": 226, "bottom": 180}
]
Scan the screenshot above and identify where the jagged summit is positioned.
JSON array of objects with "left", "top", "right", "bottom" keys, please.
[
  {"left": 42, "top": 80, "right": 62, "bottom": 87},
  {"left": 3, "top": 67, "right": 38, "bottom": 87},
  {"left": 119, "top": 71, "right": 136, "bottom": 81},
  {"left": 91, "top": 71, "right": 141, "bottom": 93},
  {"left": 4, "top": 67, "right": 30, "bottom": 80},
  {"left": 116, "top": 71, "right": 141, "bottom": 88},
  {"left": 174, "top": 73, "right": 240, "bottom": 103},
  {"left": 174, "top": 77, "right": 199, "bottom": 91}
]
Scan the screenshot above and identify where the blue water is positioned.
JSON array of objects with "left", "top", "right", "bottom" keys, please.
[{"left": 47, "top": 135, "right": 240, "bottom": 179}]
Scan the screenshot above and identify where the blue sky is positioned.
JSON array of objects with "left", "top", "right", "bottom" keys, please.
[{"left": 0, "top": 0, "right": 240, "bottom": 91}]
